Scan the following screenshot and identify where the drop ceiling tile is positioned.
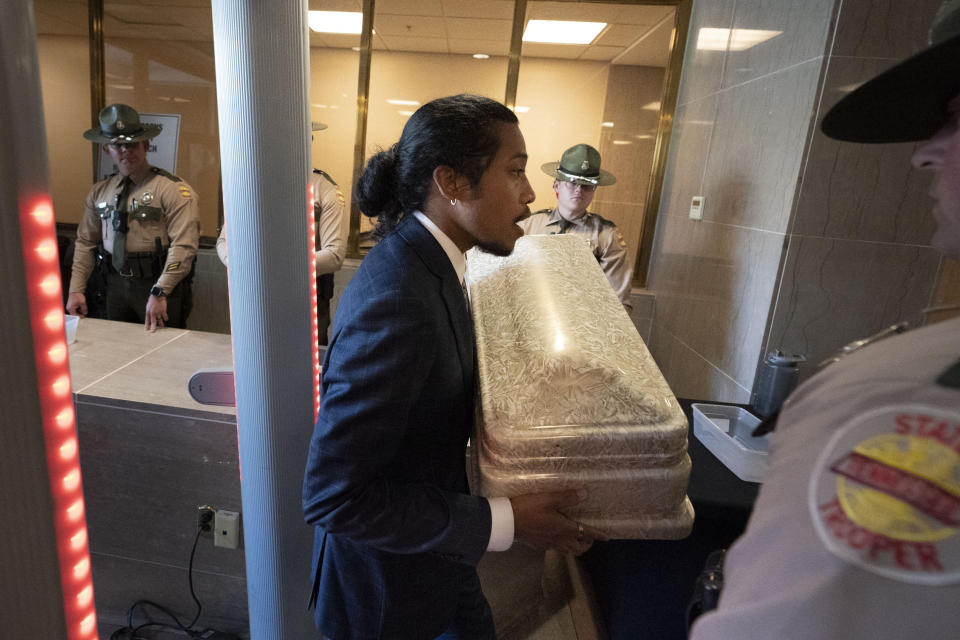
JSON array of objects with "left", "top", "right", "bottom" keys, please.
[
  {"left": 579, "top": 45, "right": 622, "bottom": 61},
  {"left": 521, "top": 42, "right": 586, "bottom": 60},
  {"left": 378, "top": 35, "right": 449, "bottom": 52},
  {"left": 445, "top": 17, "right": 512, "bottom": 40},
  {"left": 526, "top": 1, "right": 614, "bottom": 23},
  {"left": 377, "top": 0, "right": 444, "bottom": 17},
  {"left": 441, "top": 0, "right": 514, "bottom": 20},
  {"left": 596, "top": 23, "right": 647, "bottom": 47},
  {"left": 614, "top": 4, "right": 674, "bottom": 26},
  {"left": 374, "top": 14, "right": 447, "bottom": 37}
]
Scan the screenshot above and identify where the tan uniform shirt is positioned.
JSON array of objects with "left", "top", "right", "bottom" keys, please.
[
  {"left": 519, "top": 208, "right": 633, "bottom": 311},
  {"left": 690, "top": 317, "right": 960, "bottom": 640},
  {"left": 69, "top": 167, "right": 200, "bottom": 295},
  {"left": 215, "top": 169, "right": 346, "bottom": 274}
]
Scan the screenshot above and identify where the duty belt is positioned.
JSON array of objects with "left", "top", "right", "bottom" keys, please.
[{"left": 103, "top": 249, "right": 166, "bottom": 279}]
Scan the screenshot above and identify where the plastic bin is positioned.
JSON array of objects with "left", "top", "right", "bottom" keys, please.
[
  {"left": 692, "top": 403, "right": 768, "bottom": 483},
  {"left": 64, "top": 314, "right": 79, "bottom": 345}
]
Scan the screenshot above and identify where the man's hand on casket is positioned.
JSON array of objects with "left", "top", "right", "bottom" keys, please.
[{"left": 510, "top": 489, "right": 607, "bottom": 555}]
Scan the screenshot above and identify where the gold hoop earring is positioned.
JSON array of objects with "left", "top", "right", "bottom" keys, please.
[{"left": 450, "top": 199, "right": 458, "bottom": 206}]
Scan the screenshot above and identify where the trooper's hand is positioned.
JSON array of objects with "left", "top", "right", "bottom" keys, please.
[
  {"left": 145, "top": 295, "right": 168, "bottom": 332},
  {"left": 66, "top": 292, "right": 87, "bottom": 318},
  {"left": 510, "top": 488, "right": 607, "bottom": 555}
]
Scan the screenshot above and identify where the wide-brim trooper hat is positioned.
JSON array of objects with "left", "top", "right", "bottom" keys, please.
[
  {"left": 312, "top": 121, "right": 328, "bottom": 131},
  {"left": 821, "top": 0, "right": 960, "bottom": 143},
  {"left": 82, "top": 103, "right": 162, "bottom": 144},
  {"left": 541, "top": 143, "right": 616, "bottom": 187}
]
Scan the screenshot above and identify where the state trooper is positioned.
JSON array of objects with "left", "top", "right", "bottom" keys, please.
[
  {"left": 520, "top": 143, "right": 633, "bottom": 311},
  {"left": 690, "top": 2, "right": 960, "bottom": 638},
  {"left": 216, "top": 121, "right": 346, "bottom": 345},
  {"left": 66, "top": 103, "right": 200, "bottom": 332}
]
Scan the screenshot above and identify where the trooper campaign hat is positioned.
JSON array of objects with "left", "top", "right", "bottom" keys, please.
[
  {"left": 83, "top": 103, "right": 163, "bottom": 144},
  {"left": 821, "top": 0, "right": 960, "bottom": 143},
  {"left": 541, "top": 143, "right": 616, "bottom": 187}
]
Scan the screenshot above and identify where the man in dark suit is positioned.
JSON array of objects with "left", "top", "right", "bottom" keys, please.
[{"left": 303, "top": 95, "right": 601, "bottom": 639}]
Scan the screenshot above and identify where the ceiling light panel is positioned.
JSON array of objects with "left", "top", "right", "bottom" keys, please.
[
  {"left": 309, "top": 11, "right": 363, "bottom": 34},
  {"left": 523, "top": 20, "right": 607, "bottom": 45}
]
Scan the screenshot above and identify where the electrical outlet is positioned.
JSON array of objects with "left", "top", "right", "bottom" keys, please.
[
  {"left": 214, "top": 509, "right": 241, "bottom": 549},
  {"left": 197, "top": 505, "right": 215, "bottom": 539}
]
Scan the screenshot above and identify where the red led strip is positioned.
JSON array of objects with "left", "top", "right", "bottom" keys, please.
[
  {"left": 19, "top": 196, "right": 97, "bottom": 639},
  {"left": 308, "top": 181, "right": 321, "bottom": 419}
]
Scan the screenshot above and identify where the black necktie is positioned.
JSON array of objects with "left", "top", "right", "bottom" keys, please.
[{"left": 112, "top": 176, "right": 132, "bottom": 271}]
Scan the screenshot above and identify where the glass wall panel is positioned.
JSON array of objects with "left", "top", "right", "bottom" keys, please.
[
  {"left": 101, "top": 0, "right": 220, "bottom": 239},
  {"left": 308, "top": 1, "right": 362, "bottom": 222},
  {"left": 35, "top": 0, "right": 95, "bottom": 226},
  {"left": 517, "top": 1, "right": 676, "bottom": 280},
  {"left": 361, "top": 0, "right": 513, "bottom": 241}
]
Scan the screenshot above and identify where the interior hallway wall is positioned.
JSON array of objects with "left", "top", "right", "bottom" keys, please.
[
  {"left": 646, "top": 0, "right": 837, "bottom": 403},
  {"left": 764, "top": 0, "right": 959, "bottom": 377},
  {"left": 646, "top": 0, "right": 954, "bottom": 403}
]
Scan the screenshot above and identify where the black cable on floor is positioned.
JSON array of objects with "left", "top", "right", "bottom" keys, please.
[{"left": 108, "top": 527, "right": 216, "bottom": 639}]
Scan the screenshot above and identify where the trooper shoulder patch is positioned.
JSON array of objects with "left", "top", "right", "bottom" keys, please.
[
  {"left": 313, "top": 168, "right": 338, "bottom": 187},
  {"left": 150, "top": 166, "right": 182, "bottom": 182},
  {"left": 177, "top": 185, "right": 193, "bottom": 200},
  {"left": 165, "top": 261, "right": 181, "bottom": 273},
  {"left": 809, "top": 404, "right": 960, "bottom": 586}
]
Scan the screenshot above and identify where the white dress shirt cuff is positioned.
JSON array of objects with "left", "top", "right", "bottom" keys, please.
[{"left": 486, "top": 497, "right": 515, "bottom": 552}]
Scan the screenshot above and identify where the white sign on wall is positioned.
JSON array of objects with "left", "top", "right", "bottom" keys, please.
[{"left": 96, "top": 112, "right": 181, "bottom": 181}]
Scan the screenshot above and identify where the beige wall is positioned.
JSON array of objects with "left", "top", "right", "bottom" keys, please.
[
  {"left": 647, "top": 0, "right": 954, "bottom": 404},
  {"left": 38, "top": 35, "right": 92, "bottom": 225},
  {"left": 516, "top": 57, "right": 609, "bottom": 212}
]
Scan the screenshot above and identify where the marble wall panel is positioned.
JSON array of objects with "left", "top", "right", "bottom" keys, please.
[
  {"left": 650, "top": 218, "right": 785, "bottom": 390},
  {"left": 831, "top": 0, "right": 943, "bottom": 58},
  {"left": 651, "top": 95, "right": 717, "bottom": 239},
  {"left": 648, "top": 320, "right": 751, "bottom": 403},
  {"left": 701, "top": 59, "right": 821, "bottom": 232},
  {"left": 792, "top": 56, "right": 935, "bottom": 243},
  {"left": 721, "top": 0, "right": 835, "bottom": 89},
  {"left": 628, "top": 291, "right": 655, "bottom": 343},
  {"left": 593, "top": 65, "right": 665, "bottom": 275},
  {"left": 765, "top": 235, "right": 942, "bottom": 380},
  {"left": 675, "top": 0, "right": 735, "bottom": 106}
]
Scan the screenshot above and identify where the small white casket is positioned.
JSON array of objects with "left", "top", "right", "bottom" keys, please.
[{"left": 468, "top": 234, "right": 693, "bottom": 540}]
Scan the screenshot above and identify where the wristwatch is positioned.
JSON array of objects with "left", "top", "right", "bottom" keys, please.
[{"left": 149, "top": 285, "right": 166, "bottom": 298}]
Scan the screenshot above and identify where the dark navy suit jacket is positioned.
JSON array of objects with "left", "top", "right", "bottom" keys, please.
[{"left": 302, "top": 215, "right": 492, "bottom": 640}]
